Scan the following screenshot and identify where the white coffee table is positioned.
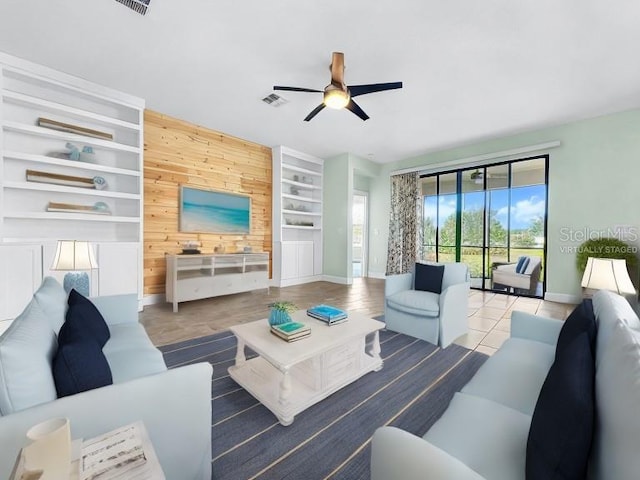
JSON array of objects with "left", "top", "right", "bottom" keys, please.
[{"left": 228, "top": 310, "right": 384, "bottom": 426}]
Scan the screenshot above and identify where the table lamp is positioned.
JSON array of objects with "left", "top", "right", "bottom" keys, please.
[
  {"left": 22, "top": 417, "right": 71, "bottom": 480},
  {"left": 580, "top": 257, "right": 636, "bottom": 295},
  {"left": 51, "top": 240, "right": 98, "bottom": 296}
]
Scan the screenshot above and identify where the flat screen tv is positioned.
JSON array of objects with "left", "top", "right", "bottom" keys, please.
[{"left": 179, "top": 186, "right": 251, "bottom": 234}]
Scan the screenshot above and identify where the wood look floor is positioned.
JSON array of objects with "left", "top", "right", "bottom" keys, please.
[
  {"left": 140, "top": 278, "right": 574, "bottom": 353},
  {"left": 140, "top": 278, "right": 385, "bottom": 346}
]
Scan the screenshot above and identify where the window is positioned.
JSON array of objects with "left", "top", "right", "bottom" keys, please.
[{"left": 420, "top": 156, "right": 547, "bottom": 297}]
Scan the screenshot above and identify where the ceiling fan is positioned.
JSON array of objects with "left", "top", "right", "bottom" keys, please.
[
  {"left": 273, "top": 52, "right": 403, "bottom": 122},
  {"left": 469, "top": 169, "right": 508, "bottom": 184}
]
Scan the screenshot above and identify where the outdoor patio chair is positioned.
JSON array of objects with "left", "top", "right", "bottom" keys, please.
[{"left": 492, "top": 255, "right": 542, "bottom": 295}]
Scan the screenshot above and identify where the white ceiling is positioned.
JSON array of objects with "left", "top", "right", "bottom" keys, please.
[{"left": 1, "top": 0, "right": 640, "bottom": 164}]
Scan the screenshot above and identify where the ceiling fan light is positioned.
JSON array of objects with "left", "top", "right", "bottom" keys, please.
[{"left": 324, "top": 88, "right": 350, "bottom": 109}]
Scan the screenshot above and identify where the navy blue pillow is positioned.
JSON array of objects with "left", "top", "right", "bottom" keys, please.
[
  {"left": 556, "top": 299, "right": 597, "bottom": 361},
  {"left": 66, "top": 289, "right": 110, "bottom": 347},
  {"left": 526, "top": 331, "right": 595, "bottom": 480},
  {"left": 414, "top": 263, "right": 445, "bottom": 294},
  {"left": 516, "top": 257, "right": 530, "bottom": 274},
  {"left": 52, "top": 335, "right": 113, "bottom": 398}
]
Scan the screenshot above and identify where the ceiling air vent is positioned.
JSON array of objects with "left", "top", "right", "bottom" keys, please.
[
  {"left": 115, "top": 0, "right": 150, "bottom": 15},
  {"left": 262, "top": 93, "right": 288, "bottom": 107}
]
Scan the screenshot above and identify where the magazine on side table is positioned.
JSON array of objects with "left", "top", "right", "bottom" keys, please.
[{"left": 78, "top": 421, "right": 164, "bottom": 480}]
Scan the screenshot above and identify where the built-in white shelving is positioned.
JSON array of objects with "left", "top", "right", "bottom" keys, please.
[
  {"left": 272, "top": 145, "right": 324, "bottom": 287},
  {"left": 0, "top": 52, "right": 145, "bottom": 312}
]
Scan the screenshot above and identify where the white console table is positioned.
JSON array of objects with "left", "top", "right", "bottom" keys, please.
[{"left": 165, "top": 253, "right": 269, "bottom": 312}]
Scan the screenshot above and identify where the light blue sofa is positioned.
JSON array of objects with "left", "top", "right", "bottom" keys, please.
[
  {"left": 385, "top": 262, "right": 470, "bottom": 347},
  {"left": 372, "top": 290, "right": 640, "bottom": 479},
  {"left": 0, "top": 277, "right": 213, "bottom": 480}
]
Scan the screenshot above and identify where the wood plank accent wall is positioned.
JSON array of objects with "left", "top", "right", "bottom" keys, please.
[{"left": 143, "top": 110, "right": 272, "bottom": 295}]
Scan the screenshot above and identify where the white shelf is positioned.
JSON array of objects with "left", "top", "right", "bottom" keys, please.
[
  {"left": 282, "top": 193, "right": 320, "bottom": 203},
  {"left": 282, "top": 225, "right": 321, "bottom": 230},
  {"left": 4, "top": 181, "right": 140, "bottom": 200},
  {"left": 3, "top": 121, "right": 140, "bottom": 153},
  {"left": 282, "top": 164, "right": 322, "bottom": 177},
  {"left": 176, "top": 265, "right": 214, "bottom": 272},
  {"left": 3, "top": 151, "right": 140, "bottom": 177},
  {"left": 5, "top": 212, "right": 139, "bottom": 222},
  {"left": 2, "top": 90, "right": 141, "bottom": 132},
  {"left": 282, "top": 178, "right": 321, "bottom": 190},
  {"left": 282, "top": 209, "right": 321, "bottom": 217},
  {"left": 1, "top": 63, "right": 143, "bottom": 111}
]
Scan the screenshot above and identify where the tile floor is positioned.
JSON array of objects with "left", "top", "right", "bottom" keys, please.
[{"left": 455, "top": 289, "right": 575, "bottom": 355}]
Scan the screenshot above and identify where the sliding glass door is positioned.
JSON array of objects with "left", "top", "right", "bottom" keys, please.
[{"left": 420, "top": 156, "right": 548, "bottom": 297}]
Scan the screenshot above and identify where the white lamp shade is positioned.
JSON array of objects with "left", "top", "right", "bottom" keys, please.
[
  {"left": 51, "top": 241, "right": 98, "bottom": 271},
  {"left": 581, "top": 257, "right": 636, "bottom": 295},
  {"left": 23, "top": 417, "right": 71, "bottom": 480}
]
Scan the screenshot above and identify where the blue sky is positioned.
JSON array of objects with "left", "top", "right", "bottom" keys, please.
[{"left": 424, "top": 185, "right": 546, "bottom": 230}]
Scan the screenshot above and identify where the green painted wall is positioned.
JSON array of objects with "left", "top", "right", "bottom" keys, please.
[
  {"left": 323, "top": 154, "right": 351, "bottom": 278},
  {"left": 354, "top": 173, "right": 370, "bottom": 191},
  {"left": 368, "top": 108, "right": 640, "bottom": 298},
  {"left": 351, "top": 154, "right": 381, "bottom": 178},
  {"left": 322, "top": 153, "right": 381, "bottom": 280}
]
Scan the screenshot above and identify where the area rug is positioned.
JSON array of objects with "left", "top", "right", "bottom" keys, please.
[{"left": 159, "top": 326, "right": 488, "bottom": 480}]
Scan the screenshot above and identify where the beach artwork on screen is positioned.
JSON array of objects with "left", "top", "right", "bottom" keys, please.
[{"left": 180, "top": 186, "right": 251, "bottom": 234}]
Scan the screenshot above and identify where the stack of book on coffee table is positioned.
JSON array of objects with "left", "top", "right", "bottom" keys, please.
[
  {"left": 306, "top": 304, "right": 348, "bottom": 325},
  {"left": 270, "top": 321, "right": 311, "bottom": 342}
]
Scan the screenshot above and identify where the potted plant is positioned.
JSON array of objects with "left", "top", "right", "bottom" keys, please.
[
  {"left": 268, "top": 301, "right": 297, "bottom": 326},
  {"left": 576, "top": 238, "right": 638, "bottom": 274}
]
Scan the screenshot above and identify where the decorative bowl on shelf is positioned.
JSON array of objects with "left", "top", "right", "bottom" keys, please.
[
  {"left": 92, "top": 176, "right": 107, "bottom": 190},
  {"left": 93, "top": 202, "right": 111, "bottom": 214}
]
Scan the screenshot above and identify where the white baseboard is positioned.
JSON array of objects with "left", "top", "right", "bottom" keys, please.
[
  {"left": 322, "top": 275, "right": 351, "bottom": 285},
  {"left": 276, "top": 275, "right": 323, "bottom": 288},
  {"left": 143, "top": 293, "right": 165, "bottom": 306},
  {"left": 544, "top": 291, "right": 581, "bottom": 304},
  {"left": 367, "top": 271, "right": 386, "bottom": 280}
]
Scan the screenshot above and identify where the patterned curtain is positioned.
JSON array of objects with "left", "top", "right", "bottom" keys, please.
[{"left": 386, "top": 172, "right": 421, "bottom": 275}]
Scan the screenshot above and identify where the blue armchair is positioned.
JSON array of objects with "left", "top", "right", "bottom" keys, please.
[{"left": 384, "top": 262, "right": 470, "bottom": 347}]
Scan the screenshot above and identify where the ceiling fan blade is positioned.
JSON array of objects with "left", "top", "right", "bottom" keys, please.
[
  {"left": 304, "top": 103, "right": 326, "bottom": 122},
  {"left": 345, "top": 99, "right": 369, "bottom": 121},
  {"left": 273, "top": 86, "right": 322, "bottom": 93},
  {"left": 330, "top": 52, "right": 345, "bottom": 87},
  {"left": 349, "top": 82, "right": 403, "bottom": 98}
]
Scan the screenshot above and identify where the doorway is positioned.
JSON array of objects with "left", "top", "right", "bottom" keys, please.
[{"left": 352, "top": 191, "right": 368, "bottom": 278}]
